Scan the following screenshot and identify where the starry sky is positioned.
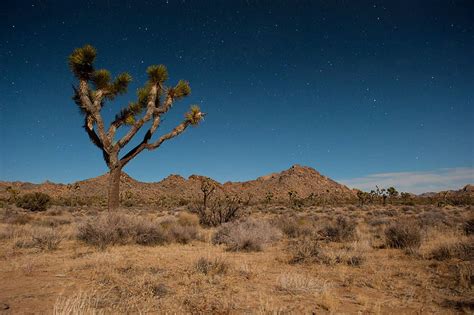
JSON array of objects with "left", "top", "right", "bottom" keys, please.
[{"left": 1, "top": 0, "right": 473, "bottom": 192}]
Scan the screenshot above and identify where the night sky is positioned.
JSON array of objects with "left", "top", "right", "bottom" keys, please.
[{"left": 1, "top": 1, "right": 473, "bottom": 192}]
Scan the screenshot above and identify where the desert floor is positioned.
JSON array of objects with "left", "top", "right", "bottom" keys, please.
[{"left": 0, "top": 204, "right": 472, "bottom": 314}]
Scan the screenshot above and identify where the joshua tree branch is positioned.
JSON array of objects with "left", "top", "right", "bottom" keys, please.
[
  {"left": 116, "top": 84, "right": 159, "bottom": 149},
  {"left": 83, "top": 115, "right": 103, "bottom": 149},
  {"left": 147, "top": 120, "right": 191, "bottom": 151},
  {"left": 90, "top": 90, "right": 113, "bottom": 152},
  {"left": 120, "top": 119, "right": 191, "bottom": 166}
]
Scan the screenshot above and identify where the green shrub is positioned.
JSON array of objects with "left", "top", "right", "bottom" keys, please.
[{"left": 16, "top": 192, "right": 51, "bottom": 211}]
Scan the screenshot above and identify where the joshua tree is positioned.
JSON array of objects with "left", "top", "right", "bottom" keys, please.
[
  {"left": 200, "top": 177, "right": 216, "bottom": 210},
  {"left": 68, "top": 45, "right": 204, "bottom": 211},
  {"left": 387, "top": 186, "right": 398, "bottom": 203}
]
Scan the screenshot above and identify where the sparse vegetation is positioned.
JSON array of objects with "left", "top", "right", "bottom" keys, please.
[
  {"left": 212, "top": 218, "right": 281, "bottom": 251},
  {"left": 15, "top": 192, "right": 51, "bottom": 211},
  {"left": 194, "top": 257, "right": 229, "bottom": 276},
  {"left": 384, "top": 221, "right": 422, "bottom": 250},
  {"left": 1, "top": 201, "right": 472, "bottom": 313},
  {"left": 77, "top": 213, "right": 201, "bottom": 249},
  {"left": 319, "top": 216, "right": 357, "bottom": 242}
]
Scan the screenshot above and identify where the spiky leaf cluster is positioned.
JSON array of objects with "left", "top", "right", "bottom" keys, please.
[
  {"left": 91, "top": 69, "right": 111, "bottom": 90},
  {"left": 168, "top": 80, "right": 191, "bottom": 100},
  {"left": 68, "top": 45, "right": 96, "bottom": 79},
  {"left": 185, "top": 105, "right": 203, "bottom": 125},
  {"left": 116, "top": 101, "right": 145, "bottom": 126},
  {"left": 91, "top": 70, "right": 132, "bottom": 99},
  {"left": 147, "top": 65, "right": 168, "bottom": 84},
  {"left": 111, "top": 73, "right": 132, "bottom": 96}
]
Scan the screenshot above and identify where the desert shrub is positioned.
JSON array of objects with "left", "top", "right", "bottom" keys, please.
[
  {"left": 191, "top": 195, "right": 242, "bottom": 227},
  {"left": 417, "top": 210, "right": 450, "bottom": 229},
  {"left": 31, "top": 228, "right": 62, "bottom": 250},
  {"left": 429, "top": 239, "right": 474, "bottom": 261},
  {"left": 194, "top": 257, "right": 229, "bottom": 276},
  {"left": 288, "top": 237, "right": 366, "bottom": 266},
  {"left": 288, "top": 237, "right": 325, "bottom": 264},
  {"left": 384, "top": 222, "right": 421, "bottom": 249},
  {"left": 319, "top": 216, "right": 357, "bottom": 242},
  {"left": 1, "top": 208, "right": 31, "bottom": 225},
  {"left": 16, "top": 192, "right": 51, "bottom": 211},
  {"left": 343, "top": 253, "right": 365, "bottom": 266},
  {"left": 134, "top": 221, "right": 169, "bottom": 246},
  {"left": 464, "top": 218, "right": 474, "bottom": 235},
  {"left": 177, "top": 212, "right": 200, "bottom": 226},
  {"left": 77, "top": 214, "right": 136, "bottom": 249},
  {"left": 14, "top": 227, "right": 62, "bottom": 250},
  {"left": 168, "top": 224, "right": 200, "bottom": 244},
  {"left": 35, "top": 217, "right": 71, "bottom": 228},
  {"left": 275, "top": 216, "right": 313, "bottom": 238},
  {"left": 77, "top": 213, "right": 201, "bottom": 249},
  {"left": 368, "top": 217, "right": 390, "bottom": 227},
  {"left": 212, "top": 218, "right": 281, "bottom": 252}
]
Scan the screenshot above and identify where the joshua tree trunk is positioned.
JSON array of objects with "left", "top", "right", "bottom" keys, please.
[{"left": 108, "top": 166, "right": 122, "bottom": 211}]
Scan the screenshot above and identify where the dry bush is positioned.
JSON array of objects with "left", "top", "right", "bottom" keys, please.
[
  {"left": 168, "top": 223, "right": 201, "bottom": 244},
  {"left": 35, "top": 217, "right": 71, "bottom": 228},
  {"left": 177, "top": 212, "right": 200, "bottom": 226},
  {"left": 429, "top": 238, "right": 473, "bottom": 261},
  {"left": 194, "top": 257, "right": 229, "bottom": 276},
  {"left": 288, "top": 237, "right": 366, "bottom": 266},
  {"left": 133, "top": 221, "right": 169, "bottom": 246},
  {"left": 77, "top": 213, "right": 141, "bottom": 249},
  {"left": 14, "top": 227, "right": 62, "bottom": 250},
  {"left": 275, "top": 216, "right": 314, "bottom": 238},
  {"left": 212, "top": 218, "right": 281, "bottom": 252},
  {"left": 1, "top": 208, "right": 31, "bottom": 225},
  {"left": 77, "top": 213, "right": 201, "bottom": 249},
  {"left": 0, "top": 224, "right": 30, "bottom": 240},
  {"left": 288, "top": 237, "right": 327, "bottom": 264},
  {"left": 191, "top": 196, "right": 242, "bottom": 227},
  {"left": 46, "top": 208, "right": 64, "bottom": 216},
  {"left": 464, "top": 218, "right": 474, "bottom": 235},
  {"left": 319, "top": 216, "right": 357, "bottom": 242},
  {"left": 384, "top": 221, "right": 421, "bottom": 249},
  {"left": 31, "top": 228, "right": 62, "bottom": 250},
  {"left": 417, "top": 210, "right": 450, "bottom": 229}
]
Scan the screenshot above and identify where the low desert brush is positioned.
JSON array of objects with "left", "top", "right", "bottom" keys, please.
[{"left": 212, "top": 218, "right": 281, "bottom": 251}]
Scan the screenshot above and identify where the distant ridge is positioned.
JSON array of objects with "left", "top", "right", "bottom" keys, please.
[
  {"left": 1, "top": 166, "right": 471, "bottom": 204},
  {"left": 0, "top": 165, "right": 356, "bottom": 203}
]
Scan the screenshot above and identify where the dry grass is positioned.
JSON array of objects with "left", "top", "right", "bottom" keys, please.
[
  {"left": 384, "top": 221, "right": 421, "bottom": 250},
  {"left": 76, "top": 212, "right": 201, "bottom": 249},
  {"left": 0, "top": 204, "right": 472, "bottom": 314},
  {"left": 212, "top": 217, "right": 281, "bottom": 251},
  {"left": 276, "top": 272, "right": 327, "bottom": 294}
]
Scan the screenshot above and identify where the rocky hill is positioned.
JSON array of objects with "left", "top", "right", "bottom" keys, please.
[{"left": 0, "top": 165, "right": 356, "bottom": 204}]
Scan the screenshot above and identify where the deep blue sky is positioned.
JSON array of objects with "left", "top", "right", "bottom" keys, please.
[{"left": 1, "top": 1, "right": 473, "bottom": 191}]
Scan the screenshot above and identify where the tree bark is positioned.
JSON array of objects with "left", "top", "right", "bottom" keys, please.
[{"left": 108, "top": 166, "right": 122, "bottom": 211}]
